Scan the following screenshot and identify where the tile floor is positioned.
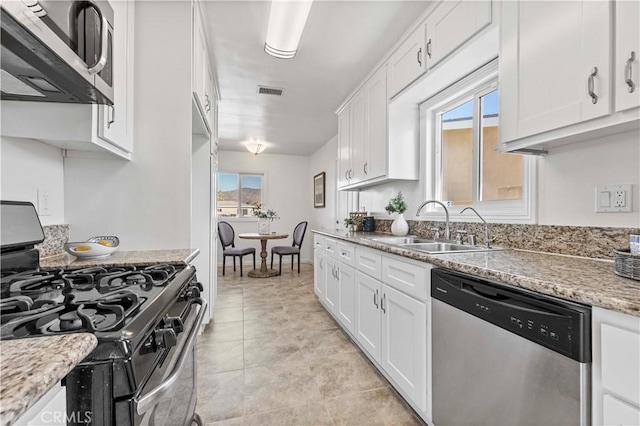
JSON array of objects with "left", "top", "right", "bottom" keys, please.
[{"left": 196, "top": 263, "right": 423, "bottom": 425}]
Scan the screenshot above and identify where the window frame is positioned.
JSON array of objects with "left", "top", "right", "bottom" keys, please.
[
  {"left": 217, "top": 171, "right": 267, "bottom": 221},
  {"left": 420, "top": 60, "right": 537, "bottom": 223}
]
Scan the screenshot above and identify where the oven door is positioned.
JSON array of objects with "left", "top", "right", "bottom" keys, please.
[{"left": 134, "top": 298, "right": 207, "bottom": 426}]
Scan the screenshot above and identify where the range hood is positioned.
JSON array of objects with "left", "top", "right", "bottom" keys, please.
[{"left": 0, "top": 4, "right": 113, "bottom": 105}]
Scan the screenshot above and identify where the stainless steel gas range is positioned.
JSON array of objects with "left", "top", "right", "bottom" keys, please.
[{"left": 0, "top": 201, "right": 206, "bottom": 425}]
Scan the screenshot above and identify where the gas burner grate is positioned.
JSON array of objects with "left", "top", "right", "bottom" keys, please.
[
  {"left": 0, "top": 289, "right": 143, "bottom": 338},
  {"left": 1, "top": 270, "right": 67, "bottom": 294}
]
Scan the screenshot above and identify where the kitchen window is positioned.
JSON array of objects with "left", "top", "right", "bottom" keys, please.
[
  {"left": 217, "top": 173, "right": 264, "bottom": 218},
  {"left": 421, "top": 60, "right": 536, "bottom": 222}
]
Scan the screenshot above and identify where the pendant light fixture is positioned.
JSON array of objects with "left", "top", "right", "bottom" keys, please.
[{"left": 264, "top": 0, "right": 314, "bottom": 59}]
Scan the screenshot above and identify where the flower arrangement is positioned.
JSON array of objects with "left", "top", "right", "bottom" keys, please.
[
  {"left": 385, "top": 192, "right": 408, "bottom": 214},
  {"left": 252, "top": 203, "right": 279, "bottom": 220}
]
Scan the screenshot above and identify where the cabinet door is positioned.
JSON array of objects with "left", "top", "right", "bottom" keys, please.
[
  {"left": 355, "top": 271, "right": 382, "bottom": 362},
  {"left": 313, "top": 250, "right": 325, "bottom": 299},
  {"left": 425, "top": 0, "right": 491, "bottom": 69},
  {"left": 500, "top": 1, "right": 612, "bottom": 142},
  {"left": 603, "top": 395, "right": 640, "bottom": 426},
  {"left": 366, "top": 66, "right": 387, "bottom": 180},
  {"left": 337, "top": 105, "right": 352, "bottom": 188},
  {"left": 381, "top": 284, "right": 427, "bottom": 412},
  {"left": 324, "top": 257, "right": 339, "bottom": 314},
  {"left": 614, "top": 0, "right": 640, "bottom": 112},
  {"left": 98, "top": 0, "right": 134, "bottom": 153},
  {"left": 350, "top": 89, "right": 368, "bottom": 184},
  {"left": 388, "top": 23, "right": 426, "bottom": 98},
  {"left": 337, "top": 264, "right": 356, "bottom": 334}
]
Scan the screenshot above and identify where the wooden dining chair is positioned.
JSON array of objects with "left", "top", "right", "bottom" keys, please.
[
  {"left": 270, "top": 221, "right": 308, "bottom": 274},
  {"left": 218, "top": 221, "right": 255, "bottom": 277}
]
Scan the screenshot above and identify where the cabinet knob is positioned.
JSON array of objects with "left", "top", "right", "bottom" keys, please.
[{"left": 626, "top": 51, "right": 636, "bottom": 94}]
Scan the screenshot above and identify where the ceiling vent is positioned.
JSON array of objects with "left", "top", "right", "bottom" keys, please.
[{"left": 257, "top": 86, "right": 284, "bottom": 96}]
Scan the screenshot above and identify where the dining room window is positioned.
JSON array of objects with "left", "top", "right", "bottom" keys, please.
[{"left": 217, "top": 173, "right": 263, "bottom": 218}]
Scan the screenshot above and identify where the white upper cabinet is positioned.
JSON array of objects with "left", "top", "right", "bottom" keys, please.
[
  {"left": 615, "top": 0, "right": 640, "bottom": 113},
  {"left": 350, "top": 88, "right": 368, "bottom": 185},
  {"left": 366, "top": 66, "right": 388, "bottom": 181},
  {"left": 388, "top": 23, "right": 426, "bottom": 98},
  {"left": 337, "top": 105, "right": 352, "bottom": 188},
  {"left": 424, "top": 0, "right": 492, "bottom": 69},
  {"left": 337, "top": 65, "right": 411, "bottom": 190},
  {"left": 0, "top": 0, "right": 135, "bottom": 159},
  {"left": 500, "top": 1, "right": 612, "bottom": 143},
  {"left": 192, "top": 2, "right": 214, "bottom": 135},
  {"left": 499, "top": 0, "right": 639, "bottom": 153},
  {"left": 98, "top": 0, "right": 135, "bottom": 154}
]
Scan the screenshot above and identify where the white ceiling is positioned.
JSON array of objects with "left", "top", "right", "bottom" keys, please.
[{"left": 201, "top": 0, "right": 430, "bottom": 156}]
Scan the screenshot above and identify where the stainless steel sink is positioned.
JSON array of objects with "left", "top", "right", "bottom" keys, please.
[
  {"left": 370, "top": 236, "right": 435, "bottom": 245},
  {"left": 368, "top": 235, "right": 505, "bottom": 254}
]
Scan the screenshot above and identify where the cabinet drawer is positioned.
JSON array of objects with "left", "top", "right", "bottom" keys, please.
[
  {"left": 325, "top": 238, "right": 338, "bottom": 259},
  {"left": 314, "top": 235, "right": 325, "bottom": 250},
  {"left": 382, "top": 256, "right": 427, "bottom": 300},
  {"left": 601, "top": 323, "right": 640, "bottom": 405},
  {"left": 356, "top": 248, "right": 382, "bottom": 281},
  {"left": 337, "top": 242, "right": 356, "bottom": 267},
  {"left": 603, "top": 394, "right": 640, "bottom": 426}
]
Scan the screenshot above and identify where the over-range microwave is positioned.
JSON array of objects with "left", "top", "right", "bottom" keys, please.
[{"left": 0, "top": 0, "right": 114, "bottom": 104}]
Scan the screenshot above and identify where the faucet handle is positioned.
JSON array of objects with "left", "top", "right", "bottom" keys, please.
[
  {"left": 430, "top": 227, "right": 440, "bottom": 239},
  {"left": 455, "top": 229, "right": 467, "bottom": 244}
]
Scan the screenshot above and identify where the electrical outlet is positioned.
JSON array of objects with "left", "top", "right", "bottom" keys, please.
[
  {"left": 38, "top": 188, "right": 52, "bottom": 216},
  {"left": 614, "top": 190, "right": 626, "bottom": 207},
  {"left": 596, "top": 184, "right": 632, "bottom": 213}
]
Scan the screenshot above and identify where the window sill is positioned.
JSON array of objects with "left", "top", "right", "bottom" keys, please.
[{"left": 218, "top": 217, "right": 258, "bottom": 223}]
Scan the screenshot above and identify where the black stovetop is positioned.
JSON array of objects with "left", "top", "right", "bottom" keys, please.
[{"left": 0, "top": 264, "right": 183, "bottom": 339}]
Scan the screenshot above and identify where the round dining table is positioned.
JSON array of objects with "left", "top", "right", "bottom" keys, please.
[{"left": 238, "top": 232, "right": 289, "bottom": 278}]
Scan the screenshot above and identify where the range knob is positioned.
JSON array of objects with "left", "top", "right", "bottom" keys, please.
[
  {"left": 155, "top": 328, "right": 177, "bottom": 349},
  {"left": 166, "top": 316, "right": 184, "bottom": 333}
]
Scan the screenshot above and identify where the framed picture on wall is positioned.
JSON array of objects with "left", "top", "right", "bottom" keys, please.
[{"left": 314, "top": 172, "right": 325, "bottom": 208}]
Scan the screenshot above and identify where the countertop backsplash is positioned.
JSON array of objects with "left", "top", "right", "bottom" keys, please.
[
  {"left": 374, "top": 219, "right": 639, "bottom": 260},
  {"left": 35, "top": 224, "right": 69, "bottom": 258}
]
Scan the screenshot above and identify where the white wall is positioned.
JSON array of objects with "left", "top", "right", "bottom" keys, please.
[
  {"left": 309, "top": 135, "right": 338, "bottom": 230},
  {"left": 0, "top": 136, "right": 65, "bottom": 225},
  {"left": 217, "top": 150, "right": 313, "bottom": 265},
  {"left": 64, "top": 2, "right": 193, "bottom": 249},
  {"left": 312, "top": 130, "right": 640, "bottom": 229},
  {"left": 538, "top": 129, "right": 640, "bottom": 227}
]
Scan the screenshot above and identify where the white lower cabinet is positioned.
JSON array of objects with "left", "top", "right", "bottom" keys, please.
[
  {"left": 317, "top": 236, "right": 429, "bottom": 420},
  {"left": 323, "top": 256, "right": 340, "bottom": 315},
  {"left": 313, "top": 248, "right": 325, "bottom": 299},
  {"left": 355, "top": 271, "right": 382, "bottom": 361},
  {"left": 592, "top": 306, "right": 640, "bottom": 425},
  {"left": 380, "top": 283, "right": 427, "bottom": 412},
  {"left": 337, "top": 264, "right": 356, "bottom": 334}
]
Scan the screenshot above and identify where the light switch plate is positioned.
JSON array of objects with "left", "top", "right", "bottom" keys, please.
[{"left": 596, "top": 184, "right": 632, "bottom": 212}]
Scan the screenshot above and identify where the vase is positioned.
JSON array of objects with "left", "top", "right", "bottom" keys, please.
[
  {"left": 257, "top": 218, "right": 271, "bottom": 235},
  {"left": 391, "top": 213, "right": 409, "bottom": 236}
]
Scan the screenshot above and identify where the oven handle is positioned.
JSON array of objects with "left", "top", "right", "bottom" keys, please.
[
  {"left": 136, "top": 297, "right": 207, "bottom": 415},
  {"left": 86, "top": 1, "right": 109, "bottom": 75}
]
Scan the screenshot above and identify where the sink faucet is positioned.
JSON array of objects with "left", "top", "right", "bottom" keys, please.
[
  {"left": 460, "top": 207, "right": 494, "bottom": 248},
  {"left": 416, "top": 200, "right": 450, "bottom": 240}
]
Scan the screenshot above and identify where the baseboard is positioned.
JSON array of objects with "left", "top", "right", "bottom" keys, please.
[{"left": 216, "top": 258, "right": 313, "bottom": 267}]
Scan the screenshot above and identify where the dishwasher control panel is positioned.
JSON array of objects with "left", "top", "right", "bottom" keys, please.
[{"left": 432, "top": 268, "right": 591, "bottom": 362}]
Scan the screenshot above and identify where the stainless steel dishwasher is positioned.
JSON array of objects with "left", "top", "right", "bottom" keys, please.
[{"left": 431, "top": 269, "right": 591, "bottom": 426}]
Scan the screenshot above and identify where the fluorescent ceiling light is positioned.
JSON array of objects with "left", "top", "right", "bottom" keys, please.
[
  {"left": 264, "top": 0, "right": 314, "bottom": 59},
  {"left": 245, "top": 141, "right": 267, "bottom": 155}
]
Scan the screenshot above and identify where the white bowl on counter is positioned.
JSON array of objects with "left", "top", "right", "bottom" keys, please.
[{"left": 64, "top": 236, "right": 119, "bottom": 258}]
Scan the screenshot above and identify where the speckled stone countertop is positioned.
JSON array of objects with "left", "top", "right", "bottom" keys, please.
[
  {"left": 313, "top": 230, "right": 640, "bottom": 317},
  {"left": 0, "top": 334, "right": 97, "bottom": 426},
  {"left": 40, "top": 248, "right": 200, "bottom": 270}
]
